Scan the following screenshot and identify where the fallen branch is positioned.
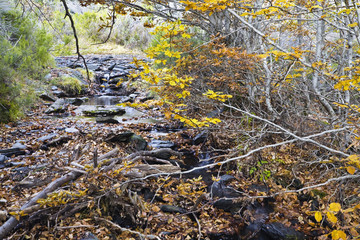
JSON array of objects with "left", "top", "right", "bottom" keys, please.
[
  {"left": 0, "top": 148, "right": 119, "bottom": 239},
  {"left": 119, "top": 127, "right": 349, "bottom": 184},
  {"left": 0, "top": 171, "right": 81, "bottom": 239},
  {"left": 102, "top": 148, "right": 181, "bottom": 172}
]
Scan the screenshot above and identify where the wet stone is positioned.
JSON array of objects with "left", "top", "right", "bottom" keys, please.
[
  {"left": 96, "top": 116, "right": 119, "bottom": 124},
  {"left": 38, "top": 133, "right": 58, "bottom": 142},
  {"left": 11, "top": 141, "right": 27, "bottom": 149},
  {"left": 65, "top": 127, "right": 79, "bottom": 134},
  {"left": 45, "top": 99, "right": 67, "bottom": 114},
  {"left": 39, "top": 93, "right": 56, "bottom": 102},
  {"left": 80, "top": 232, "right": 99, "bottom": 240},
  {"left": 261, "top": 222, "right": 306, "bottom": 240},
  {"left": 149, "top": 140, "right": 175, "bottom": 149}
]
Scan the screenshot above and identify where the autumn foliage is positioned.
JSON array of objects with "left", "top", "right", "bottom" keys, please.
[{"left": 2, "top": 0, "right": 360, "bottom": 239}]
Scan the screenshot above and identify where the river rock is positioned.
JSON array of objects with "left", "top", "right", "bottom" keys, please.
[
  {"left": 52, "top": 90, "right": 68, "bottom": 98},
  {"left": 38, "top": 133, "right": 58, "bottom": 142},
  {"left": 108, "top": 63, "right": 116, "bottom": 71},
  {"left": 129, "top": 134, "right": 147, "bottom": 151},
  {"left": 106, "top": 132, "right": 147, "bottom": 151},
  {"left": 82, "top": 106, "right": 126, "bottom": 116},
  {"left": 262, "top": 222, "right": 306, "bottom": 240},
  {"left": 106, "top": 132, "right": 134, "bottom": 142},
  {"left": 65, "top": 127, "right": 79, "bottom": 134},
  {"left": 160, "top": 205, "right": 186, "bottom": 214},
  {"left": 80, "top": 232, "right": 99, "bottom": 240},
  {"left": 210, "top": 175, "right": 240, "bottom": 198},
  {"left": 67, "top": 98, "right": 85, "bottom": 106},
  {"left": 87, "top": 63, "right": 101, "bottom": 71},
  {"left": 0, "top": 154, "right": 8, "bottom": 163},
  {"left": 0, "top": 148, "right": 26, "bottom": 157},
  {"left": 0, "top": 154, "right": 8, "bottom": 168},
  {"left": 45, "top": 99, "right": 67, "bottom": 114},
  {"left": 149, "top": 140, "right": 175, "bottom": 149},
  {"left": 39, "top": 93, "right": 56, "bottom": 102},
  {"left": 119, "top": 96, "right": 133, "bottom": 103},
  {"left": 96, "top": 116, "right": 119, "bottom": 124},
  {"left": 11, "top": 141, "right": 27, "bottom": 149},
  {"left": 44, "top": 73, "right": 52, "bottom": 81}
]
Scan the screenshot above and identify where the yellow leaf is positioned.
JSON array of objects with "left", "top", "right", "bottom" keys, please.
[
  {"left": 348, "top": 22, "right": 358, "bottom": 28},
  {"left": 347, "top": 166, "right": 356, "bottom": 175},
  {"left": 348, "top": 155, "right": 358, "bottom": 161},
  {"left": 327, "top": 211, "right": 338, "bottom": 224},
  {"left": 314, "top": 211, "right": 322, "bottom": 222},
  {"left": 329, "top": 203, "right": 342, "bottom": 212},
  {"left": 331, "top": 230, "right": 346, "bottom": 240}
]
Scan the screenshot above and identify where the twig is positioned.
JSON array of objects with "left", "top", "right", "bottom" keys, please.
[
  {"left": 64, "top": 167, "right": 88, "bottom": 174},
  {"left": 94, "top": 147, "right": 98, "bottom": 168},
  {"left": 93, "top": 3, "right": 116, "bottom": 45},
  {"left": 95, "top": 217, "right": 161, "bottom": 240},
  {"left": 56, "top": 225, "right": 96, "bottom": 229}
]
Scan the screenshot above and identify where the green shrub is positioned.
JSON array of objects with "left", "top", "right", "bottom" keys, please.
[{"left": 0, "top": 10, "right": 54, "bottom": 123}]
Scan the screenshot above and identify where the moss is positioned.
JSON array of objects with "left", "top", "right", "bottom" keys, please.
[
  {"left": 76, "top": 68, "right": 95, "bottom": 82},
  {"left": 57, "top": 76, "right": 83, "bottom": 96}
]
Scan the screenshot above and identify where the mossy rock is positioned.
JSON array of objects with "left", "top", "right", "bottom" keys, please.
[{"left": 82, "top": 106, "right": 126, "bottom": 116}]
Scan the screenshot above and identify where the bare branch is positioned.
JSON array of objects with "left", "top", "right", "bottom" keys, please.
[
  {"left": 224, "top": 104, "right": 349, "bottom": 157},
  {"left": 60, "top": 0, "right": 91, "bottom": 85}
]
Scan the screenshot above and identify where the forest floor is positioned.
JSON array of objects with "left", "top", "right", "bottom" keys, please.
[{"left": 0, "top": 55, "right": 358, "bottom": 240}]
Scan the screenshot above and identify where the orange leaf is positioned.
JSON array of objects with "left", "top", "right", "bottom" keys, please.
[
  {"left": 152, "top": 205, "right": 161, "bottom": 212},
  {"left": 347, "top": 166, "right": 356, "bottom": 175}
]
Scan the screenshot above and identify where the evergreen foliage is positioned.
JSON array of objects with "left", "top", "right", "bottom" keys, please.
[{"left": 0, "top": 10, "right": 54, "bottom": 123}]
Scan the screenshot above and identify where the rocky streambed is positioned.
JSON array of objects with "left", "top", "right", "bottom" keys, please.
[{"left": 0, "top": 55, "right": 308, "bottom": 239}]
